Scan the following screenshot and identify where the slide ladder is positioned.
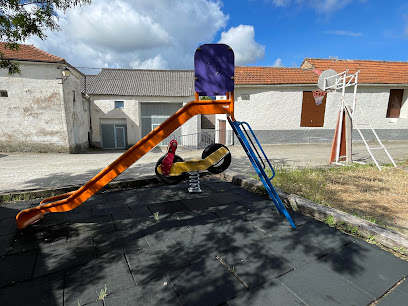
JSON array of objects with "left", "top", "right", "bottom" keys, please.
[
  {"left": 16, "top": 99, "right": 233, "bottom": 229},
  {"left": 228, "top": 118, "right": 296, "bottom": 228}
]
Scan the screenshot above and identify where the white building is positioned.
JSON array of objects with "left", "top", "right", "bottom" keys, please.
[
  {"left": 1, "top": 43, "right": 407, "bottom": 152},
  {"left": 0, "top": 43, "right": 89, "bottom": 153},
  {"left": 85, "top": 69, "right": 198, "bottom": 149},
  {"left": 217, "top": 61, "right": 408, "bottom": 145}
]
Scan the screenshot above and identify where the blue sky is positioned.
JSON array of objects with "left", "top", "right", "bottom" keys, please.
[
  {"left": 218, "top": 0, "right": 408, "bottom": 67},
  {"left": 29, "top": 0, "right": 408, "bottom": 72}
]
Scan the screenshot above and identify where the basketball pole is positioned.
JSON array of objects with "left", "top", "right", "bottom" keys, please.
[{"left": 324, "top": 70, "right": 359, "bottom": 165}]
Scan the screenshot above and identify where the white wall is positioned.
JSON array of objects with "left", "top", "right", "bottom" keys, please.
[
  {"left": 0, "top": 62, "right": 71, "bottom": 152},
  {"left": 62, "top": 67, "right": 90, "bottom": 152},
  {"left": 216, "top": 85, "right": 408, "bottom": 144},
  {"left": 90, "top": 95, "right": 196, "bottom": 148}
]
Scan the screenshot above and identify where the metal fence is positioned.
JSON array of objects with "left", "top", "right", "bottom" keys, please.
[{"left": 176, "top": 129, "right": 222, "bottom": 151}]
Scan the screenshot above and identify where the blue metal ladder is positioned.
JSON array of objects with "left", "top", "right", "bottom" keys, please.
[{"left": 228, "top": 118, "right": 296, "bottom": 228}]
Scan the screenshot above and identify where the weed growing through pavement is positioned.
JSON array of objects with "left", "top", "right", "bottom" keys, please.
[
  {"left": 153, "top": 211, "right": 160, "bottom": 222},
  {"left": 326, "top": 215, "right": 336, "bottom": 227},
  {"left": 97, "top": 284, "right": 107, "bottom": 301}
]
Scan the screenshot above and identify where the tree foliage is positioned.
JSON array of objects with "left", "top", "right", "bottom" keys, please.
[{"left": 0, "top": 0, "right": 91, "bottom": 74}]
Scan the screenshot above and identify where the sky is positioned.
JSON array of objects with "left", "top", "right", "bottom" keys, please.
[{"left": 27, "top": 0, "right": 408, "bottom": 74}]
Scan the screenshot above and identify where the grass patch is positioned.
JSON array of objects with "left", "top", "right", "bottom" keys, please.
[
  {"left": 259, "top": 163, "right": 408, "bottom": 236},
  {"left": 0, "top": 192, "right": 33, "bottom": 203}
]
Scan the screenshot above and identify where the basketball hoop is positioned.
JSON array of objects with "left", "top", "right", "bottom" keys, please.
[{"left": 313, "top": 90, "right": 326, "bottom": 106}]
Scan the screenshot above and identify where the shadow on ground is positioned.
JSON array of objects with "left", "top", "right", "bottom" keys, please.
[{"left": 1, "top": 178, "right": 407, "bottom": 305}]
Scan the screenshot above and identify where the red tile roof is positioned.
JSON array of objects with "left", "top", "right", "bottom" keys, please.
[
  {"left": 0, "top": 42, "right": 64, "bottom": 63},
  {"left": 235, "top": 66, "right": 318, "bottom": 85},
  {"left": 302, "top": 58, "right": 408, "bottom": 84}
]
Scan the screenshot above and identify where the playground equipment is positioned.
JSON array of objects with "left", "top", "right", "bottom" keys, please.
[
  {"left": 317, "top": 69, "right": 397, "bottom": 170},
  {"left": 16, "top": 44, "right": 296, "bottom": 229}
]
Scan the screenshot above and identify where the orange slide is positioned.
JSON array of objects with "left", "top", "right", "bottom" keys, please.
[{"left": 16, "top": 96, "right": 234, "bottom": 229}]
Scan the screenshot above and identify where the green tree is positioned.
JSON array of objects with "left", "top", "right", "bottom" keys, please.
[{"left": 0, "top": 0, "right": 91, "bottom": 74}]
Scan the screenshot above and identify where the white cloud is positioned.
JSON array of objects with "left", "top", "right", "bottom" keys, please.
[
  {"left": 28, "top": 0, "right": 228, "bottom": 70},
  {"left": 218, "top": 25, "right": 265, "bottom": 65},
  {"left": 273, "top": 58, "right": 284, "bottom": 67},
  {"left": 309, "top": 0, "right": 353, "bottom": 14},
  {"left": 272, "top": 0, "right": 291, "bottom": 6},
  {"left": 269, "top": 0, "right": 363, "bottom": 15},
  {"left": 130, "top": 54, "right": 169, "bottom": 69},
  {"left": 325, "top": 30, "right": 363, "bottom": 37}
]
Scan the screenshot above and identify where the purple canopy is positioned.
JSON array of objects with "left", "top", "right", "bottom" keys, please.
[{"left": 194, "top": 44, "right": 234, "bottom": 96}]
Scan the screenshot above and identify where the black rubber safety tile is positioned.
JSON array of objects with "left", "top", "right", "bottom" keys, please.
[
  {"left": 0, "top": 250, "right": 37, "bottom": 288},
  {"left": 319, "top": 239, "right": 408, "bottom": 299},
  {"left": 0, "top": 205, "right": 21, "bottom": 219},
  {"left": 154, "top": 188, "right": 192, "bottom": 202},
  {"left": 9, "top": 225, "right": 69, "bottom": 254},
  {"left": 84, "top": 193, "right": 107, "bottom": 204},
  {"left": 64, "top": 254, "right": 135, "bottom": 306},
  {"left": 259, "top": 225, "right": 329, "bottom": 268},
  {"left": 298, "top": 221, "right": 355, "bottom": 250},
  {"left": 0, "top": 217, "right": 17, "bottom": 236},
  {"left": 236, "top": 198, "right": 278, "bottom": 211},
  {"left": 0, "top": 272, "right": 64, "bottom": 306},
  {"left": 377, "top": 287, "right": 408, "bottom": 306},
  {"left": 133, "top": 187, "right": 162, "bottom": 205},
  {"left": 212, "top": 218, "right": 269, "bottom": 247},
  {"left": 127, "top": 202, "right": 153, "bottom": 216},
  {"left": 147, "top": 200, "right": 190, "bottom": 215},
  {"left": 172, "top": 228, "right": 229, "bottom": 264},
  {"left": 279, "top": 261, "right": 373, "bottom": 305},
  {"left": 206, "top": 181, "right": 241, "bottom": 192},
  {"left": 125, "top": 243, "right": 190, "bottom": 284},
  {"left": 112, "top": 207, "right": 153, "bottom": 230},
  {"left": 168, "top": 258, "right": 247, "bottom": 306},
  {"left": 209, "top": 191, "right": 244, "bottom": 205},
  {"left": 142, "top": 219, "right": 191, "bottom": 246},
  {"left": 106, "top": 189, "right": 139, "bottom": 202},
  {"left": 38, "top": 208, "right": 93, "bottom": 226},
  {"left": 244, "top": 209, "right": 312, "bottom": 233},
  {"left": 104, "top": 276, "right": 181, "bottom": 306},
  {"left": 67, "top": 215, "right": 116, "bottom": 240},
  {"left": 216, "top": 243, "right": 293, "bottom": 289},
  {"left": 93, "top": 227, "right": 147, "bottom": 257},
  {"left": 91, "top": 199, "right": 129, "bottom": 217},
  {"left": 209, "top": 203, "right": 250, "bottom": 220},
  {"left": 33, "top": 238, "right": 96, "bottom": 278},
  {"left": 227, "top": 280, "right": 306, "bottom": 306},
  {"left": 173, "top": 211, "right": 221, "bottom": 232},
  {"left": 0, "top": 234, "right": 14, "bottom": 256},
  {"left": 181, "top": 196, "right": 220, "bottom": 211},
  {"left": 396, "top": 277, "right": 408, "bottom": 294},
  {"left": 232, "top": 188, "right": 265, "bottom": 200},
  {"left": 1, "top": 200, "right": 34, "bottom": 210}
]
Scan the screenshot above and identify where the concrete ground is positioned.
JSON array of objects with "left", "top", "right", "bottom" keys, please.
[
  {"left": 1, "top": 141, "right": 407, "bottom": 193},
  {"left": 1, "top": 178, "right": 408, "bottom": 305}
]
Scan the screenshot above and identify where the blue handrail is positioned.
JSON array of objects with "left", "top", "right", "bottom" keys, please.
[
  {"left": 238, "top": 122, "right": 276, "bottom": 180},
  {"left": 229, "top": 118, "right": 296, "bottom": 228}
]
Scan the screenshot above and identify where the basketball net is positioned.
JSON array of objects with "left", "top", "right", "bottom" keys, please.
[{"left": 313, "top": 90, "right": 326, "bottom": 106}]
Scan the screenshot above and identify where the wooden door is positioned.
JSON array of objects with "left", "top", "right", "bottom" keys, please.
[
  {"left": 300, "top": 91, "right": 327, "bottom": 127},
  {"left": 386, "top": 89, "right": 403, "bottom": 118},
  {"left": 219, "top": 120, "right": 226, "bottom": 144}
]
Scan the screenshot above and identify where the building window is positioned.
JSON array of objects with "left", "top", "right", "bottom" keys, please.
[
  {"left": 386, "top": 89, "right": 403, "bottom": 118},
  {"left": 0, "top": 90, "right": 8, "bottom": 97},
  {"left": 73, "top": 90, "right": 76, "bottom": 103},
  {"left": 115, "top": 101, "right": 124, "bottom": 109}
]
